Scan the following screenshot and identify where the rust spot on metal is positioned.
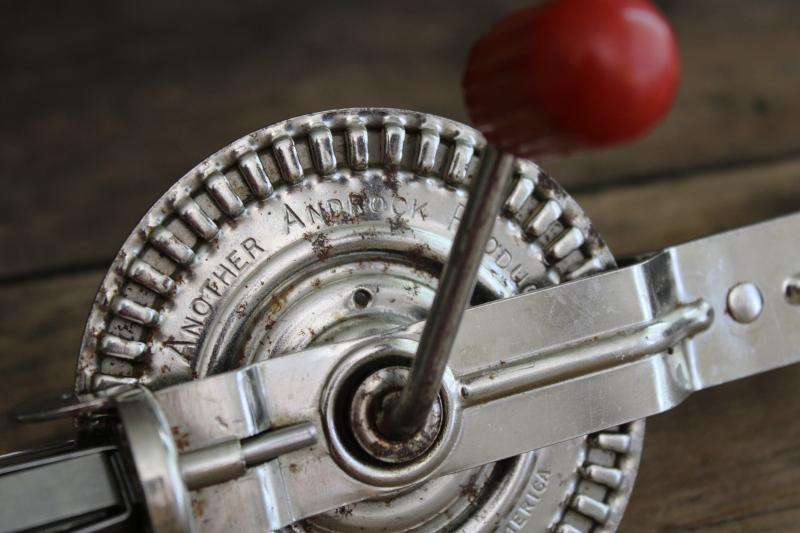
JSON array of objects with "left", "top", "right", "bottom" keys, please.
[
  {"left": 388, "top": 213, "right": 409, "bottom": 233},
  {"left": 334, "top": 505, "right": 354, "bottom": 518},
  {"left": 384, "top": 172, "right": 400, "bottom": 194},
  {"left": 535, "top": 170, "right": 560, "bottom": 194},
  {"left": 459, "top": 472, "right": 483, "bottom": 505},
  {"left": 171, "top": 425, "right": 191, "bottom": 450},
  {"left": 303, "top": 232, "right": 333, "bottom": 261},
  {"left": 349, "top": 191, "right": 366, "bottom": 212},
  {"left": 585, "top": 225, "right": 609, "bottom": 255},
  {"left": 215, "top": 415, "right": 229, "bottom": 429},
  {"left": 191, "top": 497, "right": 206, "bottom": 518}
]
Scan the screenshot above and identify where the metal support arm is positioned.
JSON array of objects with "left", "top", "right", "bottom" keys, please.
[{"left": 2, "top": 212, "right": 798, "bottom": 532}]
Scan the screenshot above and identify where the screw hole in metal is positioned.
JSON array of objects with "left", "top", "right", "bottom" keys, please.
[
  {"left": 785, "top": 276, "right": 800, "bottom": 306},
  {"left": 352, "top": 288, "right": 373, "bottom": 310}
]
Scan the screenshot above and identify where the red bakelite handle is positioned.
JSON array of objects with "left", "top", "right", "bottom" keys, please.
[{"left": 463, "top": 0, "right": 680, "bottom": 157}]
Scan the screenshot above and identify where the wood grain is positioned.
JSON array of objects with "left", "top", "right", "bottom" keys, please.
[
  {"left": 577, "top": 158, "right": 800, "bottom": 257},
  {"left": 0, "top": 271, "right": 102, "bottom": 453},
  {"left": 2, "top": 0, "right": 800, "bottom": 277},
  {"left": 621, "top": 364, "right": 800, "bottom": 532}
]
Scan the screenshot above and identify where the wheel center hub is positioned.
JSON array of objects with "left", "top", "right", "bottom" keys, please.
[{"left": 351, "top": 366, "right": 443, "bottom": 464}]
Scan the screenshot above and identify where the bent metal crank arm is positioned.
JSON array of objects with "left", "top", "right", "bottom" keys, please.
[{"left": 3, "top": 211, "right": 797, "bottom": 532}]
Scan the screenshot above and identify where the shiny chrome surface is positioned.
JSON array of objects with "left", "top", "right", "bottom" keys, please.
[
  {"left": 116, "top": 388, "right": 193, "bottom": 533},
  {"left": 0, "top": 446, "right": 130, "bottom": 532},
  {"left": 71, "top": 108, "right": 630, "bottom": 532},
  {"left": 90, "top": 209, "right": 796, "bottom": 530}
]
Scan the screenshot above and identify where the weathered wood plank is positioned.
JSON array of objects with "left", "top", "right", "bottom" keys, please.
[
  {"left": 0, "top": 271, "right": 102, "bottom": 453},
  {"left": 620, "top": 364, "right": 800, "bottom": 532},
  {"left": 577, "top": 158, "right": 800, "bottom": 257},
  {"left": 2, "top": 0, "right": 800, "bottom": 277}
]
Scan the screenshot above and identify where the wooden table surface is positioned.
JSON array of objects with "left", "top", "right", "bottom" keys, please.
[{"left": 1, "top": 1, "right": 799, "bottom": 531}]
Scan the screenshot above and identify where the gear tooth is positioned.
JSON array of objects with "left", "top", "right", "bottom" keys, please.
[
  {"left": 176, "top": 197, "right": 219, "bottom": 240},
  {"left": 514, "top": 158, "right": 540, "bottom": 178},
  {"left": 566, "top": 256, "right": 606, "bottom": 281},
  {"left": 205, "top": 171, "right": 245, "bottom": 217},
  {"left": 597, "top": 432, "right": 632, "bottom": 453},
  {"left": 309, "top": 126, "right": 337, "bottom": 175},
  {"left": 572, "top": 494, "right": 611, "bottom": 524},
  {"left": 526, "top": 199, "right": 562, "bottom": 236},
  {"left": 415, "top": 128, "right": 440, "bottom": 175},
  {"left": 91, "top": 373, "right": 138, "bottom": 391},
  {"left": 445, "top": 139, "right": 474, "bottom": 184},
  {"left": 545, "top": 267, "right": 562, "bottom": 285},
  {"left": 585, "top": 465, "right": 625, "bottom": 489},
  {"left": 505, "top": 177, "right": 535, "bottom": 215},
  {"left": 383, "top": 122, "right": 405, "bottom": 170},
  {"left": 548, "top": 227, "right": 585, "bottom": 260},
  {"left": 149, "top": 226, "right": 195, "bottom": 266},
  {"left": 529, "top": 241, "right": 545, "bottom": 262},
  {"left": 273, "top": 136, "right": 304, "bottom": 183},
  {"left": 99, "top": 334, "right": 147, "bottom": 361},
  {"left": 237, "top": 151, "right": 273, "bottom": 199},
  {"left": 110, "top": 296, "right": 160, "bottom": 327},
  {"left": 346, "top": 125, "right": 369, "bottom": 171},
  {"left": 127, "top": 259, "right": 175, "bottom": 296}
]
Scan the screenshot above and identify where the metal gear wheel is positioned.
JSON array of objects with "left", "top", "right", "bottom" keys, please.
[{"left": 76, "top": 108, "right": 644, "bottom": 532}]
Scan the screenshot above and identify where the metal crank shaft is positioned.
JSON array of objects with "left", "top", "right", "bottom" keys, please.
[{"left": 30, "top": 210, "right": 792, "bottom": 531}]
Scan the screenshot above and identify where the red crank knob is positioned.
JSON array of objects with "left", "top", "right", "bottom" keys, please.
[{"left": 463, "top": 0, "right": 680, "bottom": 156}]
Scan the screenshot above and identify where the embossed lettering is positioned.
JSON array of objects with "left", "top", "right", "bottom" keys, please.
[
  {"left": 510, "top": 264, "right": 529, "bottom": 285},
  {"left": 284, "top": 204, "right": 306, "bottom": 234},
  {"left": 369, "top": 195, "right": 387, "bottom": 213},
  {"left": 164, "top": 238, "right": 266, "bottom": 359},
  {"left": 181, "top": 316, "right": 204, "bottom": 338},
  {"left": 485, "top": 236, "right": 499, "bottom": 254},
  {"left": 349, "top": 193, "right": 366, "bottom": 215},
  {"left": 504, "top": 470, "right": 550, "bottom": 532},
  {"left": 411, "top": 199, "right": 428, "bottom": 221},
  {"left": 496, "top": 249, "right": 513, "bottom": 269},
  {"left": 448, "top": 203, "right": 464, "bottom": 230},
  {"left": 306, "top": 203, "right": 327, "bottom": 225},
  {"left": 203, "top": 278, "right": 223, "bottom": 298},
  {"left": 164, "top": 338, "right": 195, "bottom": 360},
  {"left": 213, "top": 264, "right": 236, "bottom": 286},
  {"left": 281, "top": 194, "right": 417, "bottom": 234},
  {"left": 327, "top": 198, "right": 344, "bottom": 215},
  {"left": 226, "top": 249, "right": 249, "bottom": 272},
  {"left": 391, "top": 197, "right": 408, "bottom": 215},
  {"left": 242, "top": 237, "right": 264, "bottom": 259},
  {"left": 191, "top": 297, "right": 212, "bottom": 316}
]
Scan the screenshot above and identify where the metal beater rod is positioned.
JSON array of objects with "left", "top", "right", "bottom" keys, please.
[{"left": 383, "top": 147, "right": 516, "bottom": 439}]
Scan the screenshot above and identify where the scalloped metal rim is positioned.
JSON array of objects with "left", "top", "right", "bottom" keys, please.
[{"left": 74, "top": 107, "right": 642, "bottom": 532}]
